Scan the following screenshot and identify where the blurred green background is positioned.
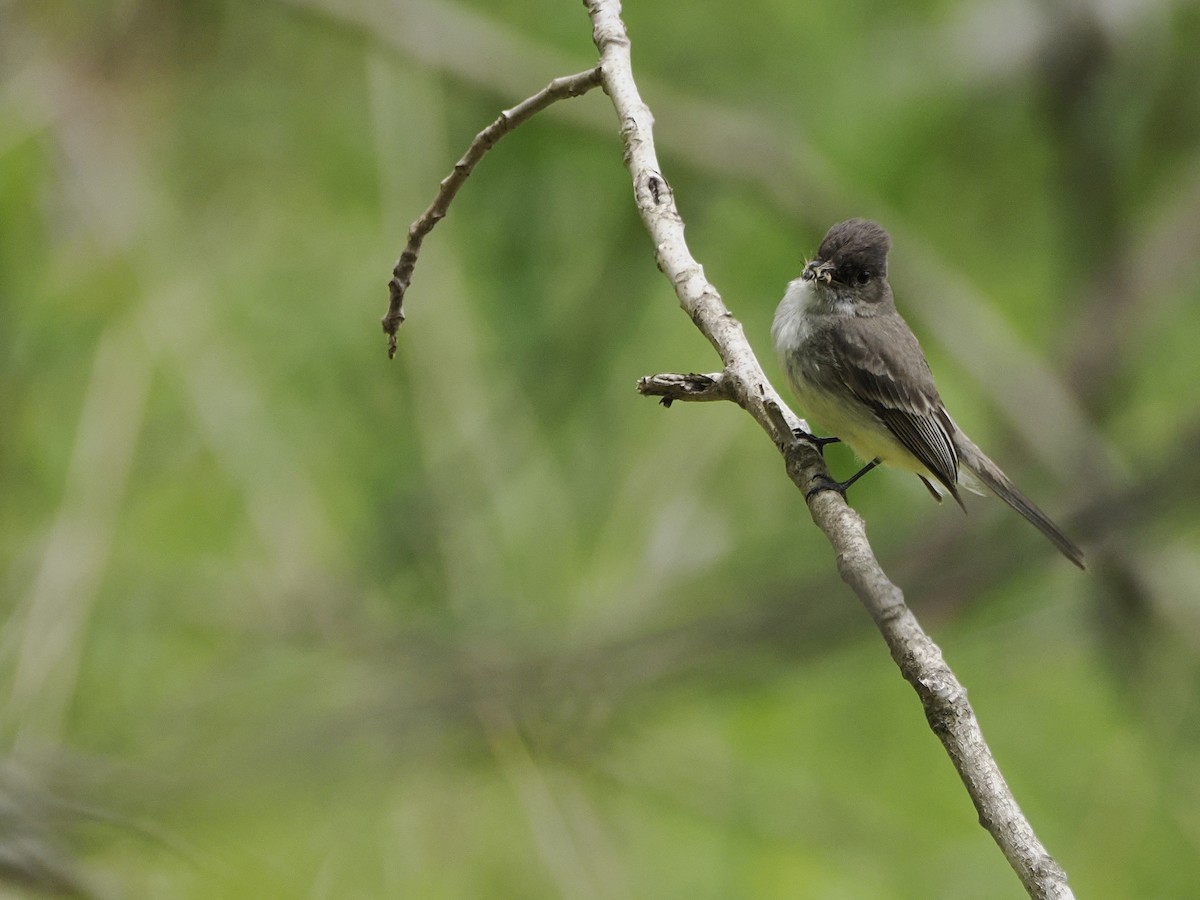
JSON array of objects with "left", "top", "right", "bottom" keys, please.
[{"left": 2, "top": 0, "right": 1199, "bottom": 896}]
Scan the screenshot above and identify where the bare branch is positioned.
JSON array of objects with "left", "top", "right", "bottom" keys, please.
[
  {"left": 380, "top": 66, "right": 603, "bottom": 357},
  {"left": 585, "top": 1, "right": 1073, "bottom": 897},
  {"left": 376, "top": 0, "right": 1075, "bottom": 893}
]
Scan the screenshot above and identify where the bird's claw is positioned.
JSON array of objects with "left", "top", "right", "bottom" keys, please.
[
  {"left": 793, "top": 428, "right": 841, "bottom": 456},
  {"left": 805, "top": 473, "right": 849, "bottom": 500},
  {"left": 803, "top": 458, "right": 881, "bottom": 502}
]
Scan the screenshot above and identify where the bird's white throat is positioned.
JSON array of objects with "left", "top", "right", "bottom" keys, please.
[{"left": 771, "top": 277, "right": 818, "bottom": 357}]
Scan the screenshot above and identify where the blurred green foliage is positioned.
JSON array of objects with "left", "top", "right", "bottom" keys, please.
[{"left": 2, "top": 0, "right": 1199, "bottom": 896}]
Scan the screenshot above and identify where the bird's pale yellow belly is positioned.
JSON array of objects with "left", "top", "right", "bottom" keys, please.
[{"left": 787, "top": 375, "right": 936, "bottom": 479}]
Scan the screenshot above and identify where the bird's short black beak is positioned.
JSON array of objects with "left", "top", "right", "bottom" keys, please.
[{"left": 802, "top": 259, "right": 835, "bottom": 285}]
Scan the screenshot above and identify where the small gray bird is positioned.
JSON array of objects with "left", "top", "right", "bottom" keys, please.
[{"left": 772, "top": 218, "right": 1085, "bottom": 569}]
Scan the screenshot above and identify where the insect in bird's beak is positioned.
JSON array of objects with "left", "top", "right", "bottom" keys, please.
[{"left": 802, "top": 259, "right": 835, "bottom": 285}]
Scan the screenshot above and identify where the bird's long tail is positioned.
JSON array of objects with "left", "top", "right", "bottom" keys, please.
[{"left": 955, "top": 434, "right": 1086, "bottom": 569}]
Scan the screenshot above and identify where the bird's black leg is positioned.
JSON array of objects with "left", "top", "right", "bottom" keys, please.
[
  {"left": 805, "top": 457, "right": 881, "bottom": 501},
  {"left": 792, "top": 427, "right": 841, "bottom": 456}
]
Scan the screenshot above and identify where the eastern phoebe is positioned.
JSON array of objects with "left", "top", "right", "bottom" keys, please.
[{"left": 772, "top": 218, "right": 1085, "bottom": 569}]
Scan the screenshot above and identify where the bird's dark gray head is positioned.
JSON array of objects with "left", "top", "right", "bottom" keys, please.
[
  {"left": 816, "top": 218, "right": 890, "bottom": 273},
  {"left": 800, "top": 219, "right": 893, "bottom": 309}
]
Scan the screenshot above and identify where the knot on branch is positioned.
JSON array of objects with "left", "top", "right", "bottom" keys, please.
[{"left": 638, "top": 171, "right": 671, "bottom": 206}]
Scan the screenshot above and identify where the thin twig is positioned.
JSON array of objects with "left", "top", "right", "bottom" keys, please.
[
  {"left": 584, "top": 0, "right": 1073, "bottom": 897},
  {"left": 381, "top": 66, "right": 603, "bottom": 358}
]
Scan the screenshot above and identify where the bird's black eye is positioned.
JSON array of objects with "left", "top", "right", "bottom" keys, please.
[{"left": 855, "top": 269, "right": 871, "bottom": 285}]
